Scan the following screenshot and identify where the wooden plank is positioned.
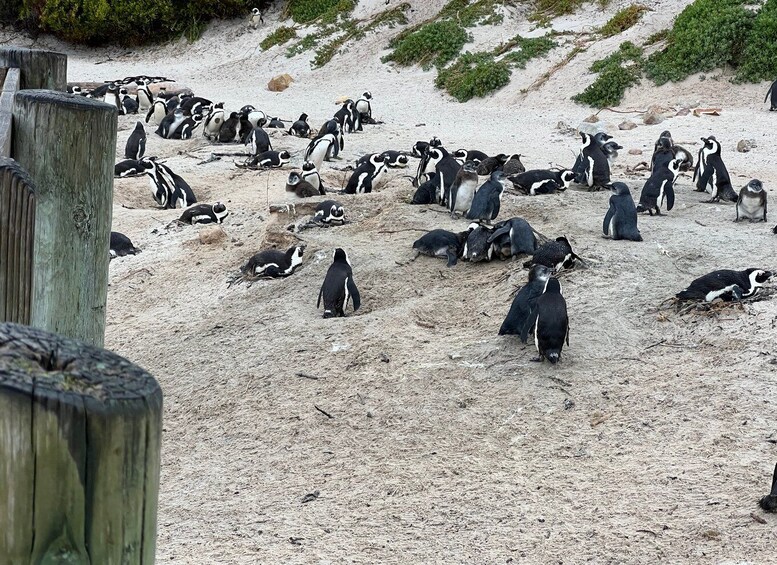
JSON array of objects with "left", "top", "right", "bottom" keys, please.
[
  {"left": 13, "top": 90, "right": 117, "bottom": 347},
  {"left": 0, "top": 68, "right": 6, "bottom": 88},
  {"left": 0, "top": 68, "right": 19, "bottom": 158},
  {"left": 0, "top": 48, "right": 66, "bottom": 90},
  {"left": 0, "top": 322, "right": 163, "bottom": 565}
]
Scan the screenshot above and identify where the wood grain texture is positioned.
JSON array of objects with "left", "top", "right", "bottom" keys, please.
[
  {"left": 0, "top": 47, "right": 66, "bottom": 90},
  {"left": 0, "top": 322, "right": 162, "bottom": 565},
  {"left": 0, "top": 67, "right": 20, "bottom": 158},
  {"left": 13, "top": 90, "right": 117, "bottom": 347}
]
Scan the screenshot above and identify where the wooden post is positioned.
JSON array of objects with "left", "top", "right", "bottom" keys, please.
[
  {"left": 0, "top": 158, "right": 35, "bottom": 325},
  {"left": 13, "top": 90, "right": 117, "bottom": 347},
  {"left": 0, "top": 47, "right": 67, "bottom": 90},
  {"left": 0, "top": 322, "right": 162, "bottom": 565}
]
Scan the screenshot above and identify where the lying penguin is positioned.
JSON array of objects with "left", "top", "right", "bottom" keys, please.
[
  {"left": 241, "top": 245, "right": 305, "bottom": 278},
  {"left": 676, "top": 268, "right": 772, "bottom": 302},
  {"left": 412, "top": 227, "right": 474, "bottom": 267}
]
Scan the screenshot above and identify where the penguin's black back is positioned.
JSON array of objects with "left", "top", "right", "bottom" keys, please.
[{"left": 534, "top": 279, "right": 569, "bottom": 363}]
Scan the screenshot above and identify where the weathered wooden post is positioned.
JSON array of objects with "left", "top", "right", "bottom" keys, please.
[
  {"left": 0, "top": 322, "right": 162, "bottom": 564},
  {"left": 12, "top": 90, "right": 117, "bottom": 347},
  {"left": 0, "top": 46, "right": 67, "bottom": 90},
  {"left": 0, "top": 159, "right": 35, "bottom": 325}
]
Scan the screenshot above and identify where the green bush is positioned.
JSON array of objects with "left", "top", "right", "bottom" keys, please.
[
  {"left": 599, "top": 4, "right": 646, "bottom": 37},
  {"left": 737, "top": 0, "right": 777, "bottom": 82},
  {"left": 497, "top": 34, "right": 556, "bottom": 68},
  {"left": 573, "top": 42, "right": 643, "bottom": 107},
  {"left": 286, "top": 0, "right": 351, "bottom": 24},
  {"left": 644, "top": 0, "right": 754, "bottom": 85},
  {"left": 438, "top": 0, "right": 502, "bottom": 26},
  {"left": 383, "top": 20, "right": 471, "bottom": 69},
  {"left": 260, "top": 25, "right": 297, "bottom": 50},
  {"left": 533, "top": 0, "right": 610, "bottom": 17},
  {"left": 435, "top": 51, "right": 511, "bottom": 102}
]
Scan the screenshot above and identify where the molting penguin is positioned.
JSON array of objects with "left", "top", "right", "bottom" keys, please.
[
  {"left": 110, "top": 232, "right": 141, "bottom": 258},
  {"left": 509, "top": 169, "right": 576, "bottom": 195},
  {"left": 242, "top": 245, "right": 305, "bottom": 278},
  {"left": 218, "top": 112, "right": 241, "bottom": 143},
  {"left": 289, "top": 113, "right": 310, "bottom": 137},
  {"left": 694, "top": 136, "right": 737, "bottom": 202},
  {"left": 318, "top": 248, "right": 361, "bottom": 318},
  {"left": 765, "top": 79, "right": 777, "bottom": 111},
  {"left": 760, "top": 463, "right": 777, "bottom": 513},
  {"left": 412, "top": 228, "right": 472, "bottom": 268},
  {"left": 676, "top": 268, "right": 772, "bottom": 302},
  {"left": 125, "top": 121, "right": 146, "bottom": 160},
  {"left": 524, "top": 236, "right": 581, "bottom": 272},
  {"left": 178, "top": 202, "right": 229, "bottom": 225},
  {"left": 476, "top": 154, "right": 507, "bottom": 176},
  {"left": 603, "top": 182, "right": 642, "bottom": 241},
  {"left": 501, "top": 154, "right": 526, "bottom": 176},
  {"left": 637, "top": 158, "right": 680, "bottom": 216},
  {"left": 499, "top": 264, "right": 552, "bottom": 339},
  {"left": 314, "top": 200, "right": 345, "bottom": 225},
  {"left": 525, "top": 278, "right": 569, "bottom": 364},
  {"left": 286, "top": 171, "right": 320, "bottom": 197},
  {"left": 466, "top": 170, "right": 507, "bottom": 223},
  {"left": 448, "top": 161, "right": 479, "bottom": 218},
  {"left": 736, "top": 179, "right": 767, "bottom": 222}
]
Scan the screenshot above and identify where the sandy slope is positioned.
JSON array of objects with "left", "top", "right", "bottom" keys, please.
[{"left": 4, "top": 0, "right": 777, "bottom": 562}]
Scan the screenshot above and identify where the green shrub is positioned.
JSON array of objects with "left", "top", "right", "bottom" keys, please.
[
  {"left": 497, "top": 34, "right": 556, "bottom": 67},
  {"left": 435, "top": 51, "right": 511, "bottom": 102},
  {"left": 439, "top": 0, "right": 502, "bottom": 26},
  {"left": 573, "top": 42, "right": 643, "bottom": 107},
  {"left": 260, "top": 25, "right": 296, "bottom": 50},
  {"left": 736, "top": 0, "right": 777, "bottom": 82},
  {"left": 533, "top": 0, "right": 610, "bottom": 17},
  {"left": 383, "top": 20, "right": 471, "bottom": 69},
  {"left": 599, "top": 4, "right": 646, "bottom": 37},
  {"left": 286, "top": 0, "right": 352, "bottom": 24},
  {"left": 644, "top": 29, "right": 668, "bottom": 45},
  {"left": 644, "top": 0, "right": 754, "bottom": 85}
]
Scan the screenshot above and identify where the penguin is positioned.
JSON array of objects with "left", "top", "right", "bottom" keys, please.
[
  {"left": 676, "top": 268, "right": 772, "bottom": 302},
  {"left": 289, "top": 113, "right": 310, "bottom": 137},
  {"left": 410, "top": 173, "right": 441, "bottom": 205},
  {"left": 577, "top": 132, "right": 610, "bottom": 190},
  {"left": 304, "top": 134, "right": 337, "bottom": 171},
  {"left": 600, "top": 141, "right": 623, "bottom": 164},
  {"left": 735, "top": 179, "right": 767, "bottom": 222},
  {"left": 345, "top": 154, "right": 388, "bottom": 194},
  {"left": 499, "top": 264, "right": 552, "bottom": 338},
  {"left": 69, "top": 85, "right": 83, "bottom": 96},
  {"left": 104, "top": 82, "right": 122, "bottom": 112},
  {"left": 168, "top": 168, "right": 197, "bottom": 208},
  {"left": 476, "top": 154, "right": 507, "bottom": 176},
  {"left": 525, "top": 278, "right": 569, "bottom": 364},
  {"left": 637, "top": 158, "right": 681, "bottom": 216},
  {"left": 239, "top": 112, "right": 254, "bottom": 143},
  {"left": 760, "top": 463, "right": 777, "bottom": 512},
  {"left": 249, "top": 7, "right": 264, "bottom": 28},
  {"left": 173, "top": 113, "right": 204, "bottom": 140},
  {"left": 88, "top": 83, "right": 111, "bottom": 100},
  {"left": 652, "top": 130, "right": 693, "bottom": 172},
  {"left": 114, "top": 159, "right": 151, "bottom": 177},
  {"left": 136, "top": 79, "right": 153, "bottom": 111},
  {"left": 318, "top": 248, "right": 361, "bottom": 318},
  {"left": 765, "top": 79, "right": 777, "bottom": 111},
  {"left": 246, "top": 107, "right": 268, "bottom": 128},
  {"left": 246, "top": 126, "right": 272, "bottom": 156},
  {"left": 412, "top": 228, "right": 472, "bottom": 267},
  {"left": 314, "top": 200, "right": 345, "bottom": 225},
  {"left": 286, "top": 171, "right": 319, "bottom": 197},
  {"left": 355, "top": 91, "right": 373, "bottom": 127},
  {"left": 429, "top": 147, "right": 462, "bottom": 205},
  {"left": 301, "top": 161, "right": 325, "bottom": 194},
  {"left": 178, "top": 202, "right": 228, "bottom": 225},
  {"left": 141, "top": 157, "right": 176, "bottom": 208},
  {"left": 413, "top": 138, "right": 443, "bottom": 181},
  {"left": 448, "top": 161, "right": 479, "bottom": 218},
  {"left": 381, "top": 150, "right": 410, "bottom": 168},
  {"left": 603, "top": 182, "right": 642, "bottom": 242},
  {"left": 164, "top": 93, "right": 180, "bottom": 115},
  {"left": 218, "top": 112, "right": 241, "bottom": 143},
  {"left": 694, "top": 136, "right": 737, "bottom": 202},
  {"left": 466, "top": 171, "right": 507, "bottom": 223},
  {"left": 246, "top": 150, "right": 291, "bottom": 168},
  {"left": 156, "top": 108, "right": 185, "bottom": 139},
  {"left": 110, "top": 232, "right": 141, "bottom": 258},
  {"left": 524, "top": 236, "right": 581, "bottom": 272},
  {"left": 501, "top": 154, "right": 526, "bottom": 176},
  {"left": 317, "top": 119, "right": 344, "bottom": 156},
  {"left": 179, "top": 96, "right": 213, "bottom": 115},
  {"left": 203, "top": 103, "right": 225, "bottom": 140},
  {"left": 120, "top": 87, "right": 139, "bottom": 114},
  {"left": 268, "top": 117, "right": 285, "bottom": 128},
  {"left": 412, "top": 140, "right": 431, "bottom": 158},
  {"left": 462, "top": 223, "right": 496, "bottom": 263},
  {"left": 508, "top": 169, "right": 576, "bottom": 195},
  {"left": 124, "top": 121, "right": 146, "bottom": 160},
  {"left": 453, "top": 149, "right": 489, "bottom": 165},
  {"left": 334, "top": 99, "right": 356, "bottom": 133},
  {"left": 242, "top": 245, "right": 305, "bottom": 278},
  {"left": 488, "top": 217, "right": 539, "bottom": 259},
  {"left": 145, "top": 98, "right": 168, "bottom": 125}
]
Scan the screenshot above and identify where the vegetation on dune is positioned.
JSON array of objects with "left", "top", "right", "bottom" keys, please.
[
  {"left": 260, "top": 25, "right": 297, "bottom": 50},
  {"left": 599, "top": 4, "right": 647, "bottom": 37},
  {"left": 285, "top": 0, "right": 354, "bottom": 24},
  {"left": 573, "top": 41, "right": 643, "bottom": 107},
  {"left": 435, "top": 51, "right": 511, "bottom": 102},
  {"left": 532, "top": 0, "right": 610, "bottom": 18},
  {"left": 735, "top": 0, "right": 777, "bottom": 82},
  {"left": 497, "top": 34, "right": 557, "bottom": 68},
  {"left": 382, "top": 20, "right": 472, "bottom": 70}
]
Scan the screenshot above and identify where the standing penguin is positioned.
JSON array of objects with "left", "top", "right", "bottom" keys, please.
[
  {"left": 289, "top": 113, "right": 310, "bottom": 137},
  {"left": 124, "top": 121, "right": 146, "bottom": 160},
  {"left": 135, "top": 78, "right": 153, "bottom": 111},
  {"left": 145, "top": 98, "right": 168, "bottom": 125},
  {"left": 334, "top": 99, "right": 356, "bottom": 133},
  {"left": 499, "top": 264, "right": 552, "bottom": 338},
  {"left": 156, "top": 108, "right": 185, "bottom": 139},
  {"left": 246, "top": 126, "right": 272, "bottom": 156},
  {"left": 218, "top": 112, "right": 241, "bottom": 143},
  {"left": 355, "top": 91, "right": 373, "bottom": 128},
  {"left": 238, "top": 110, "right": 254, "bottom": 143},
  {"left": 525, "top": 278, "right": 569, "bottom": 364},
  {"left": 765, "top": 79, "right": 777, "bottom": 111},
  {"left": 301, "top": 161, "right": 325, "bottom": 194},
  {"left": 430, "top": 147, "right": 462, "bottom": 205},
  {"left": 760, "top": 463, "right": 777, "bottom": 512},
  {"left": 651, "top": 130, "right": 693, "bottom": 172},
  {"left": 736, "top": 179, "right": 768, "bottom": 222},
  {"left": 448, "top": 161, "right": 479, "bottom": 218},
  {"left": 203, "top": 102, "right": 225, "bottom": 140},
  {"left": 637, "top": 158, "right": 681, "bottom": 216},
  {"left": 577, "top": 132, "right": 610, "bottom": 190},
  {"left": 466, "top": 171, "right": 507, "bottom": 223},
  {"left": 304, "top": 134, "right": 337, "bottom": 171},
  {"left": 104, "top": 83, "right": 122, "bottom": 112},
  {"left": 694, "top": 136, "right": 737, "bottom": 202},
  {"left": 120, "top": 87, "right": 139, "bottom": 114},
  {"left": 603, "top": 182, "right": 642, "bottom": 241},
  {"left": 318, "top": 248, "right": 361, "bottom": 318},
  {"left": 249, "top": 7, "right": 264, "bottom": 28}
]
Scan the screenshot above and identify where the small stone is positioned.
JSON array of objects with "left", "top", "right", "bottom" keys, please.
[
  {"left": 628, "top": 149, "right": 643, "bottom": 155},
  {"left": 583, "top": 114, "right": 599, "bottom": 123},
  {"left": 618, "top": 120, "right": 637, "bottom": 130},
  {"left": 449, "top": 353, "right": 462, "bottom": 360},
  {"left": 556, "top": 121, "right": 576, "bottom": 135},
  {"left": 737, "top": 139, "right": 756, "bottom": 153},
  {"left": 564, "top": 399, "right": 575, "bottom": 410},
  {"left": 642, "top": 112, "right": 664, "bottom": 125},
  {"left": 675, "top": 107, "right": 691, "bottom": 116},
  {"left": 268, "top": 73, "right": 294, "bottom": 92},
  {"left": 199, "top": 226, "right": 226, "bottom": 245}
]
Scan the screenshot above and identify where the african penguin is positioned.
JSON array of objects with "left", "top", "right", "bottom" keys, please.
[
  {"left": 242, "top": 245, "right": 305, "bottom": 278},
  {"left": 203, "top": 103, "right": 225, "bottom": 140},
  {"left": 246, "top": 126, "right": 272, "bottom": 156},
  {"left": 501, "top": 154, "right": 526, "bottom": 176},
  {"left": 345, "top": 154, "right": 388, "bottom": 194},
  {"left": 526, "top": 277, "right": 569, "bottom": 364},
  {"left": 524, "top": 236, "right": 580, "bottom": 272},
  {"left": 499, "top": 264, "right": 552, "bottom": 339},
  {"left": 736, "top": 179, "right": 767, "bottom": 222},
  {"left": 453, "top": 149, "right": 489, "bottom": 165},
  {"left": 301, "top": 161, "right": 325, "bottom": 193},
  {"left": 314, "top": 200, "right": 346, "bottom": 225},
  {"left": 136, "top": 79, "right": 153, "bottom": 111},
  {"left": 247, "top": 150, "right": 291, "bottom": 169},
  {"left": 430, "top": 147, "right": 462, "bottom": 205},
  {"left": 173, "top": 113, "right": 204, "bottom": 140},
  {"left": 218, "top": 112, "right": 241, "bottom": 143},
  {"left": 355, "top": 91, "right": 373, "bottom": 128},
  {"left": 448, "top": 161, "right": 479, "bottom": 218},
  {"left": 410, "top": 173, "right": 441, "bottom": 205},
  {"left": 651, "top": 130, "right": 693, "bottom": 172},
  {"left": 676, "top": 269, "right": 772, "bottom": 302},
  {"left": 603, "top": 182, "right": 642, "bottom": 241},
  {"left": 466, "top": 170, "right": 507, "bottom": 223},
  {"left": 462, "top": 223, "right": 496, "bottom": 263},
  {"left": 488, "top": 217, "right": 539, "bottom": 258},
  {"left": 760, "top": 463, "right": 777, "bottom": 512},
  {"left": 412, "top": 227, "right": 473, "bottom": 268},
  {"left": 114, "top": 159, "right": 150, "bottom": 178},
  {"left": 156, "top": 108, "right": 185, "bottom": 139},
  {"left": 509, "top": 169, "right": 576, "bottom": 195},
  {"left": 125, "top": 121, "right": 146, "bottom": 160},
  {"left": 120, "top": 87, "right": 139, "bottom": 114},
  {"left": 476, "top": 154, "right": 507, "bottom": 176},
  {"left": 576, "top": 132, "right": 610, "bottom": 190},
  {"left": 286, "top": 171, "right": 320, "bottom": 197},
  {"left": 318, "top": 248, "right": 361, "bottom": 318},
  {"left": 110, "top": 232, "right": 141, "bottom": 258},
  {"left": 694, "top": 136, "right": 737, "bottom": 202},
  {"left": 249, "top": 7, "right": 264, "bottom": 28},
  {"left": 765, "top": 79, "right": 777, "bottom": 111},
  {"left": 304, "top": 134, "right": 337, "bottom": 171},
  {"left": 178, "top": 202, "right": 229, "bottom": 225},
  {"left": 637, "top": 158, "right": 681, "bottom": 216},
  {"left": 268, "top": 117, "right": 285, "bottom": 128},
  {"left": 289, "top": 113, "right": 310, "bottom": 137}
]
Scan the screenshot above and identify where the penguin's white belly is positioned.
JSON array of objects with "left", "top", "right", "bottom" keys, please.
[
  {"left": 738, "top": 195, "right": 764, "bottom": 219},
  {"left": 608, "top": 217, "right": 616, "bottom": 237},
  {"left": 454, "top": 181, "right": 477, "bottom": 212}
]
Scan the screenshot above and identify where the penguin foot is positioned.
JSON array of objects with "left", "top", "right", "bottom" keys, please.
[{"left": 530, "top": 356, "right": 543, "bottom": 363}]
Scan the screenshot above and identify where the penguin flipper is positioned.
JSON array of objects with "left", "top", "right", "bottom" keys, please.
[
  {"left": 603, "top": 205, "right": 615, "bottom": 236},
  {"left": 766, "top": 82, "right": 774, "bottom": 104},
  {"left": 487, "top": 224, "right": 511, "bottom": 244},
  {"left": 445, "top": 247, "right": 459, "bottom": 267},
  {"left": 665, "top": 185, "right": 675, "bottom": 211},
  {"left": 770, "top": 462, "right": 777, "bottom": 495},
  {"left": 347, "top": 278, "right": 361, "bottom": 311},
  {"left": 520, "top": 308, "right": 538, "bottom": 344},
  {"left": 145, "top": 106, "right": 154, "bottom": 123},
  {"left": 317, "top": 286, "right": 324, "bottom": 309},
  {"left": 698, "top": 166, "right": 714, "bottom": 192}
]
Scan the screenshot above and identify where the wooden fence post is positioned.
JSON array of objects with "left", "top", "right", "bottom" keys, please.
[
  {"left": 0, "top": 47, "right": 67, "bottom": 90},
  {"left": 0, "top": 158, "right": 35, "bottom": 325},
  {"left": 0, "top": 322, "right": 162, "bottom": 565},
  {"left": 12, "top": 90, "right": 117, "bottom": 347}
]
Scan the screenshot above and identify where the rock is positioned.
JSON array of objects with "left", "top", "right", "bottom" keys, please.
[
  {"left": 628, "top": 149, "right": 643, "bottom": 155},
  {"left": 619, "top": 120, "right": 637, "bottom": 130},
  {"left": 646, "top": 104, "right": 672, "bottom": 116},
  {"left": 199, "top": 226, "right": 226, "bottom": 245},
  {"left": 577, "top": 121, "right": 603, "bottom": 135},
  {"left": 583, "top": 114, "right": 599, "bottom": 123},
  {"left": 737, "top": 139, "right": 756, "bottom": 153},
  {"left": 642, "top": 112, "right": 664, "bottom": 125},
  {"left": 675, "top": 107, "right": 691, "bottom": 116},
  {"left": 556, "top": 121, "right": 576, "bottom": 135},
  {"left": 268, "top": 73, "right": 294, "bottom": 92}
]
